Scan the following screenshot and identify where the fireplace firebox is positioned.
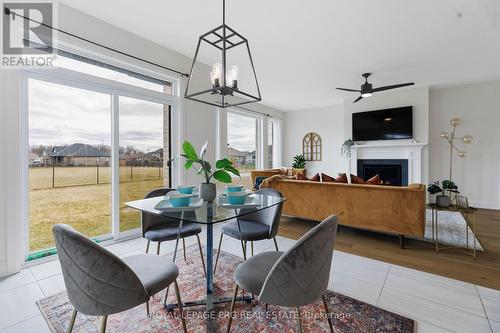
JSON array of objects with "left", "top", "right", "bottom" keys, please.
[{"left": 357, "top": 159, "right": 408, "bottom": 186}]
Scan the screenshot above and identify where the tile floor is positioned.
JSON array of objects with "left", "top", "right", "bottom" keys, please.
[{"left": 0, "top": 224, "right": 499, "bottom": 333}]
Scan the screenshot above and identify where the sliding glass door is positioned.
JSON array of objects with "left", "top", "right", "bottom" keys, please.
[
  {"left": 28, "top": 78, "right": 112, "bottom": 252},
  {"left": 119, "top": 97, "right": 170, "bottom": 232},
  {"left": 25, "top": 53, "right": 176, "bottom": 259}
]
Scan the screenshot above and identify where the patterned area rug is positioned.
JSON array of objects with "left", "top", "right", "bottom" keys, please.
[
  {"left": 424, "top": 209, "right": 484, "bottom": 251},
  {"left": 37, "top": 247, "right": 414, "bottom": 332}
]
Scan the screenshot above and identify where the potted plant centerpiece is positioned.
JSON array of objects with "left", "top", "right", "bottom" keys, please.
[
  {"left": 180, "top": 141, "right": 240, "bottom": 202},
  {"left": 292, "top": 154, "right": 306, "bottom": 176},
  {"left": 427, "top": 180, "right": 459, "bottom": 208}
]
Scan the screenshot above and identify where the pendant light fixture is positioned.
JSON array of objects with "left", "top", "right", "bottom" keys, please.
[{"left": 184, "top": 0, "right": 261, "bottom": 108}]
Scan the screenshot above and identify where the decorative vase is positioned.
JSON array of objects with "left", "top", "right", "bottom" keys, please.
[
  {"left": 200, "top": 183, "right": 217, "bottom": 202},
  {"left": 293, "top": 168, "right": 306, "bottom": 177},
  {"left": 436, "top": 195, "right": 451, "bottom": 208}
]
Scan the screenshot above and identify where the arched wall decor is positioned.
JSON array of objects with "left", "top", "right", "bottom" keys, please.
[{"left": 302, "top": 132, "right": 322, "bottom": 161}]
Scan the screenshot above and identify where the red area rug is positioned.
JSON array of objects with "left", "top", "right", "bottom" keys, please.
[{"left": 37, "top": 247, "right": 414, "bottom": 332}]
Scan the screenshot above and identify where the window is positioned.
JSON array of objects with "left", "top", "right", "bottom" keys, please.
[
  {"left": 119, "top": 97, "right": 170, "bottom": 232},
  {"left": 28, "top": 78, "right": 112, "bottom": 252},
  {"left": 26, "top": 51, "right": 176, "bottom": 258},
  {"left": 267, "top": 120, "right": 274, "bottom": 168},
  {"left": 226, "top": 111, "right": 259, "bottom": 188}
]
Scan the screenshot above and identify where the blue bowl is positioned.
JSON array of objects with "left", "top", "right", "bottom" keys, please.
[
  {"left": 227, "top": 192, "right": 249, "bottom": 205},
  {"left": 178, "top": 185, "right": 195, "bottom": 195},
  {"left": 168, "top": 194, "right": 192, "bottom": 207},
  {"left": 226, "top": 185, "right": 244, "bottom": 193}
]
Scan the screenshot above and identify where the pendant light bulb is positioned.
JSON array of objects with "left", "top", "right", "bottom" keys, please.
[
  {"left": 226, "top": 65, "right": 239, "bottom": 89},
  {"left": 211, "top": 63, "right": 222, "bottom": 87}
]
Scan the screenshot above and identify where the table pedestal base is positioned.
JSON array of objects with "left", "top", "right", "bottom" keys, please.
[{"left": 165, "top": 294, "right": 254, "bottom": 311}]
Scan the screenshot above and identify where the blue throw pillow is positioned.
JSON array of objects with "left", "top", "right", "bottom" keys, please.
[{"left": 254, "top": 176, "right": 267, "bottom": 190}]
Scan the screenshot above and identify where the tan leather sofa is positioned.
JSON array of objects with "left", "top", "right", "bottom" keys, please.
[{"left": 251, "top": 170, "right": 426, "bottom": 238}]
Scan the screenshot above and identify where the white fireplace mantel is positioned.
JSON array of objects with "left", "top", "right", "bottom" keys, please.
[{"left": 348, "top": 142, "right": 427, "bottom": 184}]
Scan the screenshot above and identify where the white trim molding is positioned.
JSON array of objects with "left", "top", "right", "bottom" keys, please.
[{"left": 349, "top": 142, "right": 427, "bottom": 184}]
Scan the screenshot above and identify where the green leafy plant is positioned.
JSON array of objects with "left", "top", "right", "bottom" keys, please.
[
  {"left": 341, "top": 139, "right": 354, "bottom": 158},
  {"left": 427, "top": 180, "right": 459, "bottom": 196},
  {"left": 180, "top": 141, "right": 240, "bottom": 184},
  {"left": 292, "top": 154, "right": 306, "bottom": 169}
]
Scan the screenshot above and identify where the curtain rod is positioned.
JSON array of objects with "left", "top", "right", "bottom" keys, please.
[
  {"left": 232, "top": 105, "right": 271, "bottom": 117},
  {"left": 3, "top": 7, "right": 190, "bottom": 78}
]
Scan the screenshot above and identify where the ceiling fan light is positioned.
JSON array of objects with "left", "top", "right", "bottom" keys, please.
[{"left": 361, "top": 92, "right": 372, "bottom": 98}]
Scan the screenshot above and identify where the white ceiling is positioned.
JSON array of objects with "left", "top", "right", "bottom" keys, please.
[{"left": 59, "top": 0, "right": 500, "bottom": 111}]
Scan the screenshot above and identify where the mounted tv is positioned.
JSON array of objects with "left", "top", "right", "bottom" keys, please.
[{"left": 352, "top": 106, "right": 413, "bottom": 141}]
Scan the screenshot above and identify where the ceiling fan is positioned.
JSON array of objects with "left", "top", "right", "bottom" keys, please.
[{"left": 337, "top": 73, "right": 415, "bottom": 103}]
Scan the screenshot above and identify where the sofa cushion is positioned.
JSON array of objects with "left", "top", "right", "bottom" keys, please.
[
  {"left": 367, "top": 174, "right": 382, "bottom": 185},
  {"left": 321, "top": 173, "right": 336, "bottom": 182},
  {"left": 335, "top": 173, "right": 348, "bottom": 183},
  {"left": 296, "top": 173, "right": 320, "bottom": 181},
  {"left": 350, "top": 174, "right": 367, "bottom": 184}
]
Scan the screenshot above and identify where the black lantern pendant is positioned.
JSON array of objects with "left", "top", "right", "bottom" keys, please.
[{"left": 184, "top": 0, "right": 261, "bottom": 108}]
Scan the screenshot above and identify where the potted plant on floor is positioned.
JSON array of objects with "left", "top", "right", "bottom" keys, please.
[
  {"left": 292, "top": 154, "right": 306, "bottom": 176},
  {"left": 427, "top": 180, "right": 459, "bottom": 208},
  {"left": 180, "top": 141, "right": 240, "bottom": 202}
]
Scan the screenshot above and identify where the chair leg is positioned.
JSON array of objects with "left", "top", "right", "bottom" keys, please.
[
  {"left": 251, "top": 241, "right": 254, "bottom": 257},
  {"left": 196, "top": 234, "right": 207, "bottom": 277},
  {"left": 241, "top": 241, "right": 247, "bottom": 260},
  {"left": 322, "top": 294, "right": 334, "bottom": 333},
  {"left": 214, "top": 233, "right": 224, "bottom": 274},
  {"left": 226, "top": 284, "right": 239, "bottom": 333},
  {"left": 100, "top": 315, "right": 108, "bottom": 333},
  {"left": 273, "top": 237, "right": 279, "bottom": 251},
  {"left": 67, "top": 308, "right": 77, "bottom": 333},
  {"left": 145, "top": 240, "right": 150, "bottom": 254},
  {"left": 296, "top": 307, "right": 303, "bottom": 333},
  {"left": 173, "top": 280, "right": 188, "bottom": 333},
  {"left": 182, "top": 238, "right": 187, "bottom": 262},
  {"left": 265, "top": 303, "right": 269, "bottom": 312},
  {"left": 146, "top": 300, "right": 150, "bottom": 317},
  {"left": 164, "top": 286, "right": 170, "bottom": 306},
  {"left": 156, "top": 241, "right": 161, "bottom": 255}
]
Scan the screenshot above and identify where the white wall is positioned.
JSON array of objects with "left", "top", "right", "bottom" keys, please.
[
  {"left": 284, "top": 87, "right": 430, "bottom": 182},
  {"left": 284, "top": 104, "right": 345, "bottom": 177},
  {"left": 0, "top": 4, "right": 284, "bottom": 276},
  {"left": 429, "top": 81, "right": 500, "bottom": 209},
  {"left": 343, "top": 87, "right": 430, "bottom": 184}
]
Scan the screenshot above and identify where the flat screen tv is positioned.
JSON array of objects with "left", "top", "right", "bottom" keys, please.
[{"left": 352, "top": 106, "right": 413, "bottom": 141}]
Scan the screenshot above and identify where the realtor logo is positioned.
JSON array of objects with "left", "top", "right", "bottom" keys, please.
[{"left": 1, "top": 1, "right": 56, "bottom": 67}]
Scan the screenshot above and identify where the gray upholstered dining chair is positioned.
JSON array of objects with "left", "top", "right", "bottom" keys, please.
[
  {"left": 226, "top": 215, "right": 338, "bottom": 333},
  {"left": 142, "top": 188, "right": 206, "bottom": 276},
  {"left": 214, "top": 188, "right": 284, "bottom": 273},
  {"left": 53, "top": 224, "right": 187, "bottom": 333}
]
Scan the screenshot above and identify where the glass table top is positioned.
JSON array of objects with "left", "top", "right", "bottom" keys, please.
[{"left": 125, "top": 193, "right": 286, "bottom": 225}]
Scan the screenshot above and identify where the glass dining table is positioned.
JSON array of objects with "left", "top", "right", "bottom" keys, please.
[{"left": 125, "top": 192, "right": 286, "bottom": 311}]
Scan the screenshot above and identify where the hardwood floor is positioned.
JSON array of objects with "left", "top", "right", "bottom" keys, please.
[{"left": 278, "top": 208, "right": 500, "bottom": 290}]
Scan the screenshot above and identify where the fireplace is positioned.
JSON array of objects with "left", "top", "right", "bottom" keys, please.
[{"left": 357, "top": 159, "right": 409, "bottom": 186}]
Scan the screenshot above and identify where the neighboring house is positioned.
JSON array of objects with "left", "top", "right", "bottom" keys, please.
[
  {"left": 51, "top": 143, "right": 110, "bottom": 166},
  {"left": 227, "top": 146, "right": 255, "bottom": 170}
]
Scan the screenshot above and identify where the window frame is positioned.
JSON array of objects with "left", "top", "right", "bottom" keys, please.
[{"left": 21, "top": 53, "right": 181, "bottom": 260}]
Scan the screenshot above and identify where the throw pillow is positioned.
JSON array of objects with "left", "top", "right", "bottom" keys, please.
[
  {"left": 350, "top": 174, "right": 367, "bottom": 184},
  {"left": 254, "top": 176, "right": 267, "bottom": 190},
  {"left": 367, "top": 174, "right": 381, "bottom": 185},
  {"left": 335, "top": 173, "right": 348, "bottom": 183},
  {"left": 310, "top": 173, "right": 321, "bottom": 181},
  {"left": 296, "top": 173, "right": 321, "bottom": 181},
  {"left": 321, "top": 173, "right": 336, "bottom": 182}
]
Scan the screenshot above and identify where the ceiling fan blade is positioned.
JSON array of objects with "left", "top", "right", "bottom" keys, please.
[
  {"left": 336, "top": 87, "right": 361, "bottom": 92},
  {"left": 353, "top": 95, "right": 363, "bottom": 103},
  {"left": 371, "top": 82, "right": 415, "bottom": 93}
]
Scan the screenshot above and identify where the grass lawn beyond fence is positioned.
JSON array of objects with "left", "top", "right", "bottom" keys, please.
[{"left": 29, "top": 166, "right": 165, "bottom": 252}]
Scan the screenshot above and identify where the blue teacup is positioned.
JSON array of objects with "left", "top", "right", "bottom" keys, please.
[
  {"left": 226, "top": 185, "right": 244, "bottom": 193},
  {"left": 168, "top": 193, "right": 192, "bottom": 207},
  {"left": 227, "top": 191, "right": 250, "bottom": 205},
  {"left": 178, "top": 185, "right": 196, "bottom": 195}
]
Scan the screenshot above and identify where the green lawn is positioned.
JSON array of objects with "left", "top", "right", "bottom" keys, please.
[
  {"left": 28, "top": 166, "right": 252, "bottom": 252},
  {"left": 29, "top": 166, "right": 165, "bottom": 251}
]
